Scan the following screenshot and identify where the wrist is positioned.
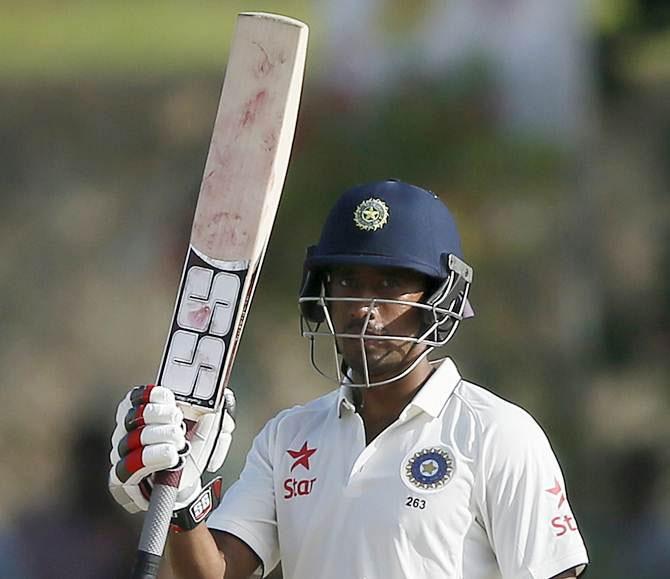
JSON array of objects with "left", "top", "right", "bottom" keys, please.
[{"left": 170, "top": 477, "right": 223, "bottom": 533}]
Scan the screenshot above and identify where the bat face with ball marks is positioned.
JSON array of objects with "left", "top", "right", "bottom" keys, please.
[
  {"left": 156, "top": 13, "right": 309, "bottom": 419},
  {"left": 127, "top": 14, "right": 308, "bottom": 579}
]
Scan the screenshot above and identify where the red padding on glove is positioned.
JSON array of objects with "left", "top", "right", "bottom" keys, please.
[
  {"left": 125, "top": 404, "right": 147, "bottom": 431},
  {"left": 125, "top": 427, "right": 143, "bottom": 454},
  {"left": 130, "top": 384, "right": 155, "bottom": 406},
  {"left": 115, "top": 448, "right": 145, "bottom": 483}
]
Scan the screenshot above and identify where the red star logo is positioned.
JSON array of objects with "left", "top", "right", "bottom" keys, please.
[
  {"left": 287, "top": 441, "right": 317, "bottom": 472},
  {"left": 545, "top": 478, "right": 566, "bottom": 509}
]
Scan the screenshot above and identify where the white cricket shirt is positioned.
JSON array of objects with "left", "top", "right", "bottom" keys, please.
[{"left": 208, "top": 359, "right": 588, "bottom": 578}]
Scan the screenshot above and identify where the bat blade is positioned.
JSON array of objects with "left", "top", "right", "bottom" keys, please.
[
  {"left": 130, "top": 13, "right": 308, "bottom": 578},
  {"left": 157, "top": 12, "right": 308, "bottom": 418}
]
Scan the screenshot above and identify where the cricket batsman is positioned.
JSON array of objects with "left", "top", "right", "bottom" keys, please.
[{"left": 110, "top": 180, "right": 589, "bottom": 578}]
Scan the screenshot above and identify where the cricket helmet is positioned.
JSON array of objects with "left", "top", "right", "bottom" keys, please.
[{"left": 299, "top": 180, "right": 474, "bottom": 388}]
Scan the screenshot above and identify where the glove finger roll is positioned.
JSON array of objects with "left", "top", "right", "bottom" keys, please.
[
  {"left": 117, "top": 424, "right": 186, "bottom": 458},
  {"left": 207, "top": 412, "right": 235, "bottom": 472},
  {"left": 115, "top": 443, "right": 181, "bottom": 484},
  {"left": 130, "top": 384, "right": 176, "bottom": 406},
  {"left": 124, "top": 401, "right": 183, "bottom": 432}
]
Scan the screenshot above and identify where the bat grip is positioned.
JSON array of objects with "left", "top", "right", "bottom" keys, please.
[{"left": 130, "top": 468, "right": 182, "bottom": 578}]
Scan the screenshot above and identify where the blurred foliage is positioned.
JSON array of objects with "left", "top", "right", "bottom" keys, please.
[
  {"left": 267, "top": 68, "right": 568, "bottom": 302},
  {"left": 595, "top": 0, "right": 670, "bottom": 34},
  {"left": 0, "top": 0, "right": 310, "bottom": 79},
  {"left": 595, "top": 0, "right": 670, "bottom": 90}
]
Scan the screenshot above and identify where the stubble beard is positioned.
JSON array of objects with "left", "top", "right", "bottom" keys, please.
[{"left": 340, "top": 337, "right": 427, "bottom": 384}]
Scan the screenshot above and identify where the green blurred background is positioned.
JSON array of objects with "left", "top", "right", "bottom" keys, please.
[{"left": 1, "top": 1, "right": 669, "bottom": 577}]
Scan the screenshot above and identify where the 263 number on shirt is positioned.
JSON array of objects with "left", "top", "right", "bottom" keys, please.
[{"left": 405, "top": 496, "right": 427, "bottom": 510}]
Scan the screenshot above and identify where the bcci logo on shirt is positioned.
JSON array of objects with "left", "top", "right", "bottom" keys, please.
[{"left": 401, "top": 446, "right": 455, "bottom": 492}]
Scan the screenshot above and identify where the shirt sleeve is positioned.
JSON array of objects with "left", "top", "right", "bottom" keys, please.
[
  {"left": 477, "top": 405, "right": 589, "bottom": 579},
  {"left": 208, "top": 416, "right": 281, "bottom": 577}
]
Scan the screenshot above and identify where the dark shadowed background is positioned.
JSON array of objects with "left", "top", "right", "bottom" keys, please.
[{"left": 1, "top": 1, "right": 669, "bottom": 577}]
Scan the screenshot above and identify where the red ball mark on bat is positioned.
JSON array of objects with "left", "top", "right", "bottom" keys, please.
[
  {"left": 253, "top": 42, "right": 274, "bottom": 76},
  {"left": 227, "top": 228, "right": 249, "bottom": 246},
  {"left": 205, "top": 150, "right": 232, "bottom": 186},
  {"left": 240, "top": 90, "right": 267, "bottom": 128},
  {"left": 263, "top": 132, "right": 277, "bottom": 152},
  {"left": 211, "top": 211, "right": 242, "bottom": 224},
  {"left": 190, "top": 305, "right": 211, "bottom": 327},
  {"left": 204, "top": 169, "right": 217, "bottom": 183}
]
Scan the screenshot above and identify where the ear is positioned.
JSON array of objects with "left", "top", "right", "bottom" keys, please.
[
  {"left": 420, "top": 254, "right": 473, "bottom": 340},
  {"left": 299, "top": 267, "right": 326, "bottom": 324}
]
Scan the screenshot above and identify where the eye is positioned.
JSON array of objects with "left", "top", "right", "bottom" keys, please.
[
  {"left": 379, "top": 277, "right": 400, "bottom": 289},
  {"left": 334, "top": 276, "right": 357, "bottom": 289}
]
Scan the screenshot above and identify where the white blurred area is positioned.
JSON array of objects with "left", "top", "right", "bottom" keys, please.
[{"left": 316, "top": 0, "right": 595, "bottom": 143}]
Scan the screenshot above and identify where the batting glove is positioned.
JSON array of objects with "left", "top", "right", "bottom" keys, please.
[{"left": 108, "top": 384, "right": 235, "bottom": 526}]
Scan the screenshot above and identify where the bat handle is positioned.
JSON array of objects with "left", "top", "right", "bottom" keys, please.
[{"left": 130, "top": 468, "right": 182, "bottom": 579}]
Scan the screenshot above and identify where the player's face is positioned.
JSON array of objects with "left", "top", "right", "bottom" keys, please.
[{"left": 327, "top": 265, "right": 429, "bottom": 383}]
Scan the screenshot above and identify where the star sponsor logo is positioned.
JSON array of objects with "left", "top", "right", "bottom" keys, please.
[
  {"left": 551, "top": 514, "right": 579, "bottom": 537},
  {"left": 287, "top": 441, "right": 317, "bottom": 472},
  {"left": 283, "top": 477, "right": 317, "bottom": 500},
  {"left": 353, "top": 197, "right": 389, "bottom": 231},
  {"left": 544, "top": 477, "right": 579, "bottom": 537},
  {"left": 284, "top": 441, "right": 318, "bottom": 500},
  {"left": 401, "top": 446, "right": 455, "bottom": 492},
  {"left": 545, "top": 478, "right": 566, "bottom": 509}
]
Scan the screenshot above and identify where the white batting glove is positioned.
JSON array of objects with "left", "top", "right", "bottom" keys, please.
[{"left": 108, "top": 384, "right": 235, "bottom": 515}]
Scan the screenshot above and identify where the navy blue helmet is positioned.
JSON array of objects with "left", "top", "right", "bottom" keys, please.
[
  {"left": 299, "top": 179, "right": 473, "bottom": 387},
  {"left": 304, "top": 179, "right": 464, "bottom": 279}
]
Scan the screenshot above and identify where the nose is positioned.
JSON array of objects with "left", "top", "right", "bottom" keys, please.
[{"left": 346, "top": 296, "right": 381, "bottom": 332}]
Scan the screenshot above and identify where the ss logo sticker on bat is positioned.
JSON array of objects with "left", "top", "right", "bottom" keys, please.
[{"left": 159, "top": 249, "right": 247, "bottom": 407}]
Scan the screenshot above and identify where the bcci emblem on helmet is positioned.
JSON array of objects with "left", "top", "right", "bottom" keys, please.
[
  {"left": 401, "top": 447, "right": 455, "bottom": 492},
  {"left": 353, "top": 197, "right": 389, "bottom": 231}
]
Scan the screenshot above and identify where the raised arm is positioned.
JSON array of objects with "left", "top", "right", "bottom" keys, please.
[
  {"left": 108, "top": 385, "right": 237, "bottom": 577},
  {"left": 551, "top": 568, "right": 579, "bottom": 579},
  {"left": 169, "top": 526, "right": 261, "bottom": 579}
]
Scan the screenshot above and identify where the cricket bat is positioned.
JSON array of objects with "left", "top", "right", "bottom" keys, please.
[{"left": 130, "top": 13, "right": 308, "bottom": 578}]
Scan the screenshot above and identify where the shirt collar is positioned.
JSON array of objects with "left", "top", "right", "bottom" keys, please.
[
  {"left": 337, "top": 383, "right": 357, "bottom": 418},
  {"left": 337, "top": 358, "right": 462, "bottom": 419},
  {"left": 408, "top": 357, "right": 461, "bottom": 418}
]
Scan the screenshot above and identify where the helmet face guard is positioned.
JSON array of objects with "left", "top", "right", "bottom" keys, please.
[
  {"left": 299, "top": 180, "right": 474, "bottom": 388},
  {"left": 300, "top": 254, "right": 473, "bottom": 388}
]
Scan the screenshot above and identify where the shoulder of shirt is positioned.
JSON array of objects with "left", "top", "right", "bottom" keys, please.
[
  {"left": 262, "top": 388, "right": 340, "bottom": 429},
  {"left": 451, "top": 378, "right": 548, "bottom": 443}
]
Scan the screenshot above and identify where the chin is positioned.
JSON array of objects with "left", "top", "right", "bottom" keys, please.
[{"left": 345, "top": 356, "right": 407, "bottom": 384}]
